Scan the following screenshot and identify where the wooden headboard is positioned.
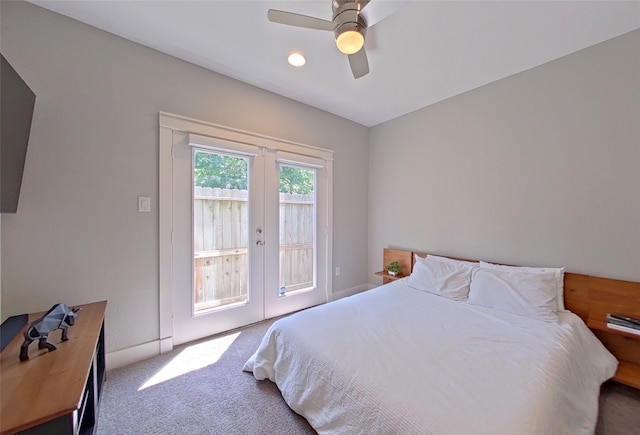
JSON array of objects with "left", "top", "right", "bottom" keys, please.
[{"left": 379, "top": 248, "right": 640, "bottom": 389}]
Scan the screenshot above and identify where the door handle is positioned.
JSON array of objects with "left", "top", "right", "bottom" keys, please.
[{"left": 256, "top": 240, "right": 264, "bottom": 246}]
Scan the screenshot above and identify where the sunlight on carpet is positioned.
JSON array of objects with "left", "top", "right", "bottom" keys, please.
[{"left": 138, "top": 331, "right": 241, "bottom": 390}]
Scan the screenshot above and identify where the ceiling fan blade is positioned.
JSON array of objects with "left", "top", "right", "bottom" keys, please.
[
  {"left": 361, "top": 0, "right": 409, "bottom": 27},
  {"left": 348, "top": 48, "right": 369, "bottom": 79},
  {"left": 358, "top": 0, "right": 372, "bottom": 11},
  {"left": 267, "top": 9, "right": 334, "bottom": 31}
]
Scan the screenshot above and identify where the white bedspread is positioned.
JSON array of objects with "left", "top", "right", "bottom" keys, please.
[{"left": 244, "top": 279, "right": 617, "bottom": 434}]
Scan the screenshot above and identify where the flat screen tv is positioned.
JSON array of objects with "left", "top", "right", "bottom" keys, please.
[{"left": 1, "top": 54, "right": 36, "bottom": 213}]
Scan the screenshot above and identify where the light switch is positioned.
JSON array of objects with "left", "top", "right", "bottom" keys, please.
[{"left": 138, "top": 196, "right": 151, "bottom": 212}]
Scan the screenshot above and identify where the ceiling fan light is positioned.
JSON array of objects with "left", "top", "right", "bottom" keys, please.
[
  {"left": 287, "top": 52, "right": 306, "bottom": 67},
  {"left": 336, "top": 30, "right": 364, "bottom": 54}
]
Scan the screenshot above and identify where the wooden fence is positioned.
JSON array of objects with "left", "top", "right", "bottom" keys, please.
[{"left": 194, "top": 187, "right": 314, "bottom": 310}]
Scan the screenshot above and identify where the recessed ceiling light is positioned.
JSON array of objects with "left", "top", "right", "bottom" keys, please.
[{"left": 287, "top": 52, "right": 306, "bottom": 67}]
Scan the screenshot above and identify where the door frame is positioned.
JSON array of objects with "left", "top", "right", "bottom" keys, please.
[{"left": 159, "top": 112, "right": 333, "bottom": 353}]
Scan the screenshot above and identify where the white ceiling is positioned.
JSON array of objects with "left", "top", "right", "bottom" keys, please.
[{"left": 28, "top": 1, "right": 640, "bottom": 127}]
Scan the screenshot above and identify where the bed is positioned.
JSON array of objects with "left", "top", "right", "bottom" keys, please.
[{"left": 244, "top": 252, "right": 622, "bottom": 434}]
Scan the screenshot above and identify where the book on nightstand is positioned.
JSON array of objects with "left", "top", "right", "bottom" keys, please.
[{"left": 606, "top": 314, "right": 640, "bottom": 336}]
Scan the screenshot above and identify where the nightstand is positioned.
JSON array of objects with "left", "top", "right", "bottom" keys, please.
[
  {"left": 374, "top": 270, "right": 407, "bottom": 284},
  {"left": 375, "top": 248, "right": 413, "bottom": 284},
  {"left": 586, "top": 278, "right": 640, "bottom": 389}
]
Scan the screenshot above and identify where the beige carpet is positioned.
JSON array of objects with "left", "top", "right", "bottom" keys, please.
[
  {"left": 97, "top": 317, "right": 640, "bottom": 434},
  {"left": 596, "top": 381, "right": 640, "bottom": 434}
]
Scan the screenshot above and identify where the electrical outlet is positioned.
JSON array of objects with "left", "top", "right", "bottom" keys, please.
[{"left": 335, "top": 266, "right": 341, "bottom": 276}]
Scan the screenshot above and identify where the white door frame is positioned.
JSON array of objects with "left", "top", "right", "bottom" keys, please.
[{"left": 159, "top": 112, "right": 333, "bottom": 353}]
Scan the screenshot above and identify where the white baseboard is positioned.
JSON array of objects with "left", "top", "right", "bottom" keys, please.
[
  {"left": 330, "top": 283, "right": 372, "bottom": 301},
  {"left": 106, "top": 340, "right": 162, "bottom": 370}
]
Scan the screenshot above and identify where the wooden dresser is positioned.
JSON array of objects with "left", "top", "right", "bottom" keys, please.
[{"left": 1, "top": 301, "right": 107, "bottom": 435}]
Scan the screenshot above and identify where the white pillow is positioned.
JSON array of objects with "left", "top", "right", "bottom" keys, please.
[
  {"left": 423, "top": 254, "right": 477, "bottom": 268},
  {"left": 407, "top": 258, "right": 476, "bottom": 301},
  {"left": 468, "top": 268, "right": 559, "bottom": 322},
  {"left": 479, "top": 261, "right": 566, "bottom": 311}
]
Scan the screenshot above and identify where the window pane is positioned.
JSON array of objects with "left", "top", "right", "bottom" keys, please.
[
  {"left": 278, "top": 165, "right": 315, "bottom": 295},
  {"left": 193, "top": 150, "right": 249, "bottom": 313}
]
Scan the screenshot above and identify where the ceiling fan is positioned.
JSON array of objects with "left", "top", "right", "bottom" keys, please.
[{"left": 268, "top": 0, "right": 393, "bottom": 79}]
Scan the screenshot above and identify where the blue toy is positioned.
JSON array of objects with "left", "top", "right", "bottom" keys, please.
[{"left": 19, "top": 303, "right": 80, "bottom": 361}]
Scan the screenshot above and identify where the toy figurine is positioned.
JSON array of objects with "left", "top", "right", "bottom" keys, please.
[{"left": 19, "top": 303, "right": 80, "bottom": 361}]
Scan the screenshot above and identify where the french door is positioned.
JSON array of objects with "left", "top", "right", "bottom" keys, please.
[{"left": 166, "top": 125, "right": 331, "bottom": 346}]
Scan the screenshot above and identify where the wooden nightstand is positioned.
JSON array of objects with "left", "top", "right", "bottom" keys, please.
[
  {"left": 375, "top": 248, "right": 413, "bottom": 284},
  {"left": 585, "top": 277, "right": 640, "bottom": 389},
  {"left": 374, "top": 270, "right": 407, "bottom": 284}
]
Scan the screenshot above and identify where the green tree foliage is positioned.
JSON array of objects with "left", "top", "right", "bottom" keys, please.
[
  {"left": 279, "top": 166, "right": 314, "bottom": 195},
  {"left": 194, "top": 151, "right": 314, "bottom": 195},
  {"left": 194, "top": 152, "right": 247, "bottom": 189}
]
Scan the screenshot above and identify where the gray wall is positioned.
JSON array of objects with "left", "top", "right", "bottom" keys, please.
[
  {"left": 369, "top": 29, "right": 640, "bottom": 282},
  {"left": 0, "top": 1, "right": 369, "bottom": 352}
]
